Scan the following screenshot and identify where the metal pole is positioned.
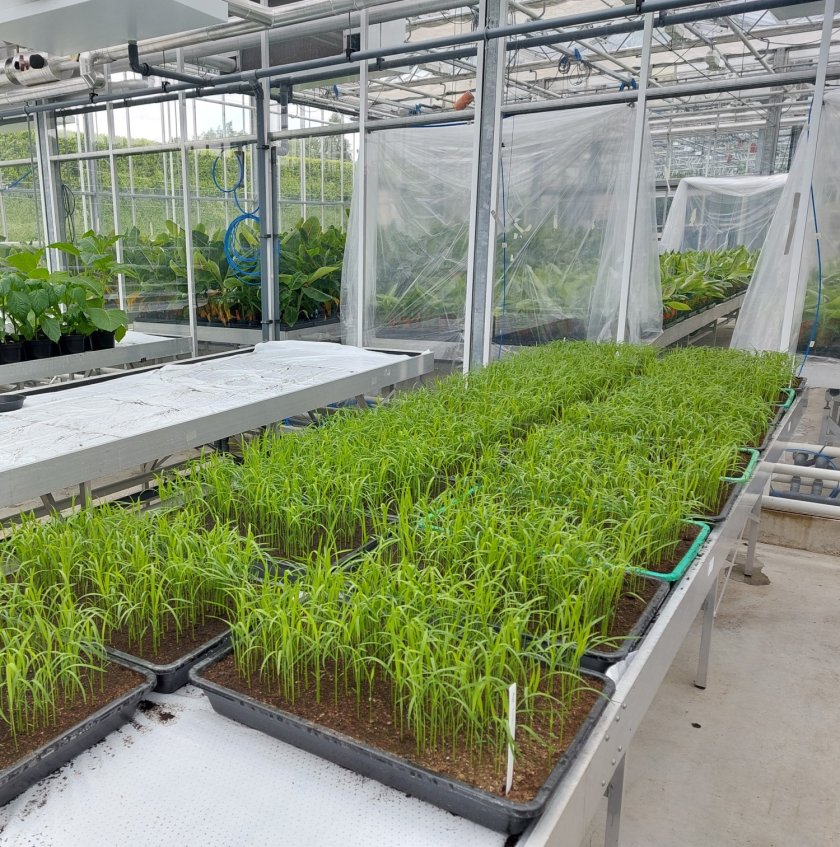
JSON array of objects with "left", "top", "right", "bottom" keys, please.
[
  {"left": 33, "top": 112, "right": 63, "bottom": 269},
  {"left": 354, "top": 9, "right": 370, "bottom": 348},
  {"left": 616, "top": 12, "right": 653, "bottom": 343},
  {"left": 464, "top": 0, "right": 505, "bottom": 372},
  {"left": 604, "top": 753, "right": 626, "bottom": 847},
  {"left": 259, "top": 0, "right": 279, "bottom": 342},
  {"left": 779, "top": 0, "right": 835, "bottom": 354},
  {"left": 105, "top": 95, "right": 127, "bottom": 311},
  {"left": 254, "top": 85, "right": 273, "bottom": 343},
  {"left": 177, "top": 49, "right": 199, "bottom": 357},
  {"left": 694, "top": 581, "right": 717, "bottom": 689}
]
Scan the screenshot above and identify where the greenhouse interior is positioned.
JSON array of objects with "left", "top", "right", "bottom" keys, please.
[{"left": 0, "top": 0, "right": 838, "bottom": 845}]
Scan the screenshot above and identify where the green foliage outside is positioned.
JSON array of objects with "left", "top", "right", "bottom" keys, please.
[{"left": 0, "top": 128, "right": 353, "bottom": 244}]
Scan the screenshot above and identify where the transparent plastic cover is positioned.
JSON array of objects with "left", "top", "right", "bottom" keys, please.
[
  {"left": 732, "top": 92, "right": 840, "bottom": 355},
  {"left": 342, "top": 105, "right": 662, "bottom": 356},
  {"left": 660, "top": 175, "right": 786, "bottom": 253}
]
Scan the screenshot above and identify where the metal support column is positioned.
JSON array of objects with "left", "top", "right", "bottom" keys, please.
[
  {"left": 33, "top": 111, "right": 64, "bottom": 270},
  {"left": 176, "top": 49, "right": 199, "bottom": 357},
  {"left": 254, "top": 85, "right": 273, "bottom": 344},
  {"left": 604, "top": 754, "right": 626, "bottom": 847},
  {"left": 464, "top": 0, "right": 506, "bottom": 371},
  {"left": 353, "top": 9, "right": 370, "bottom": 348},
  {"left": 758, "top": 49, "right": 788, "bottom": 175},
  {"left": 615, "top": 12, "right": 652, "bottom": 343},
  {"left": 260, "top": 2, "right": 280, "bottom": 342},
  {"left": 105, "top": 93, "right": 127, "bottom": 311},
  {"left": 83, "top": 112, "right": 101, "bottom": 231},
  {"left": 779, "top": 0, "right": 835, "bottom": 354},
  {"left": 694, "top": 581, "right": 717, "bottom": 689}
]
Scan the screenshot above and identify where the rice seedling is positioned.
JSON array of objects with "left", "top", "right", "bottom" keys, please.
[
  {"left": 0, "top": 580, "right": 106, "bottom": 748},
  {"left": 1, "top": 504, "right": 263, "bottom": 657}
]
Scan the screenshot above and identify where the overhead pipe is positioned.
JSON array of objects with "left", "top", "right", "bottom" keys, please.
[
  {"left": 127, "top": 40, "right": 206, "bottom": 86},
  {"left": 0, "top": 75, "right": 104, "bottom": 107},
  {"left": 0, "top": 0, "right": 822, "bottom": 122}
]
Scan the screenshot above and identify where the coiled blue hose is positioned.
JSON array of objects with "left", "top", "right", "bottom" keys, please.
[{"left": 212, "top": 152, "right": 261, "bottom": 285}]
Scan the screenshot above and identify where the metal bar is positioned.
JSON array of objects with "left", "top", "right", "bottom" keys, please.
[
  {"left": 464, "top": 0, "right": 505, "bottom": 371},
  {"left": 253, "top": 85, "right": 272, "bottom": 344},
  {"left": 105, "top": 99, "right": 127, "bottom": 311},
  {"left": 354, "top": 9, "right": 370, "bottom": 349},
  {"left": 652, "top": 294, "right": 746, "bottom": 348},
  {"left": 0, "top": 334, "right": 190, "bottom": 385},
  {"left": 780, "top": 0, "right": 835, "bottom": 353},
  {"left": 617, "top": 12, "right": 653, "bottom": 344},
  {"left": 694, "top": 582, "right": 717, "bottom": 689},
  {"left": 176, "top": 50, "right": 199, "bottom": 358},
  {"left": 604, "top": 754, "right": 626, "bottom": 847},
  {"left": 33, "top": 112, "right": 62, "bottom": 271}
]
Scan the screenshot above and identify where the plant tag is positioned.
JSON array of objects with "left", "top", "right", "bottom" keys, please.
[{"left": 506, "top": 682, "right": 517, "bottom": 796}]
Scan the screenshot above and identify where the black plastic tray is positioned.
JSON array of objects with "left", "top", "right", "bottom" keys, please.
[
  {"left": 190, "top": 648, "right": 614, "bottom": 834},
  {"left": 0, "top": 662, "right": 154, "bottom": 808},
  {"left": 581, "top": 577, "right": 671, "bottom": 673},
  {"left": 0, "top": 394, "right": 24, "bottom": 413},
  {"left": 107, "top": 628, "right": 230, "bottom": 694},
  {"left": 691, "top": 481, "right": 740, "bottom": 524},
  {"left": 250, "top": 537, "right": 380, "bottom": 583}
]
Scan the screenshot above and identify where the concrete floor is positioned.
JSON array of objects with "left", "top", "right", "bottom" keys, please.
[{"left": 585, "top": 542, "right": 840, "bottom": 847}]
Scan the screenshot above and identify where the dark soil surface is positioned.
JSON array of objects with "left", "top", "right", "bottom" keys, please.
[
  {"left": 0, "top": 663, "right": 145, "bottom": 771},
  {"left": 638, "top": 522, "right": 703, "bottom": 575},
  {"left": 592, "top": 576, "right": 662, "bottom": 650},
  {"left": 107, "top": 615, "right": 229, "bottom": 664},
  {"left": 204, "top": 654, "right": 605, "bottom": 803}
]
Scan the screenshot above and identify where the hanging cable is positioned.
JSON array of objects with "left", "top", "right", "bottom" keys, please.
[{"left": 212, "top": 150, "right": 262, "bottom": 285}]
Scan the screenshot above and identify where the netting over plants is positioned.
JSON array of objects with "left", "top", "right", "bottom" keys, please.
[
  {"left": 660, "top": 175, "right": 786, "bottom": 253},
  {"left": 732, "top": 91, "right": 840, "bottom": 356},
  {"left": 341, "top": 104, "right": 662, "bottom": 357}
]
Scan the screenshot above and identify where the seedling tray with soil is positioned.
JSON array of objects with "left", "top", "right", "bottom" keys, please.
[
  {"left": 630, "top": 521, "right": 711, "bottom": 583},
  {"left": 0, "top": 662, "right": 154, "bottom": 807},
  {"left": 579, "top": 575, "right": 671, "bottom": 673},
  {"left": 190, "top": 647, "right": 614, "bottom": 835},
  {"left": 105, "top": 618, "right": 231, "bottom": 694}
]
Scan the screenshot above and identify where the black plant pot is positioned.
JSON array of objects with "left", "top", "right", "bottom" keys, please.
[
  {"left": 90, "top": 329, "right": 116, "bottom": 350},
  {"left": 58, "top": 333, "right": 86, "bottom": 355},
  {"left": 24, "top": 337, "right": 53, "bottom": 360},
  {"left": 0, "top": 341, "right": 23, "bottom": 365}
]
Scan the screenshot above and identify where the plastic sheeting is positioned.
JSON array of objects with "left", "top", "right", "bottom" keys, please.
[
  {"left": 342, "top": 105, "right": 662, "bottom": 357},
  {"left": 732, "top": 92, "right": 840, "bottom": 355},
  {"left": 0, "top": 686, "right": 504, "bottom": 847},
  {"left": 660, "top": 175, "right": 786, "bottom": 253},
  {"left": 495, "top": 108, "right": 662, "bottom": 346}
]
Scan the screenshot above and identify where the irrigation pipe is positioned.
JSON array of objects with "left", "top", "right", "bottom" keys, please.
[{"left": 761, "top": 495, "right": 840, "bottom": 518}]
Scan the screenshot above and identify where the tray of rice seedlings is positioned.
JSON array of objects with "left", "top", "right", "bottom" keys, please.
[
  {"left": 0, "top": 580, "right": 154, "bottom": 806},
  {"left": 2, "top": 505, "right": 263, "bottom": 694},
  {"left": 191, "top": 555, "right": 614, "bottom": 835},
  {"left": 398, "top": 474, "right": 674, "bottom": 671},
  {"left": 172, "top": 341, "right": 654, "bottom": 560}
]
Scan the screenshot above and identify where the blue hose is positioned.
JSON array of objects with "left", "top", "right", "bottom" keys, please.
[{"left": 212, "top": 152, "right": 261, "bottom": 285}]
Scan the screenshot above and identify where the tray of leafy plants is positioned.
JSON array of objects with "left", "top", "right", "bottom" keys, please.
[
  {"left": 0, "top": 581, "right": 155, "bottom": 807},
  {"left": 659, "top": 247, "right": 757, "bottom": 324},
  {"left": 2, "top": 505, "right": 264, "bottom": 694},
  {"left": 191, "top": 555, "right": 615, "bottom": 836}
]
